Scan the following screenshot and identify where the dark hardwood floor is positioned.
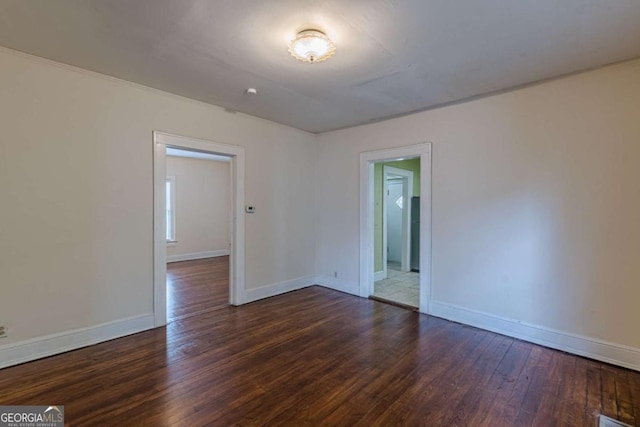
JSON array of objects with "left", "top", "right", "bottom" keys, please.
[
  {"left": 1, "top": 257, "right": 639, "bottom": 426},
  {"left": 167, "top": 257, "right": 230, "bottom": 321}
]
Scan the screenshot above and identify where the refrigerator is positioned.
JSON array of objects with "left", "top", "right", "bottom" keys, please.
[{"left": 410, "top": 196, "right": 420, "bottom": 272}]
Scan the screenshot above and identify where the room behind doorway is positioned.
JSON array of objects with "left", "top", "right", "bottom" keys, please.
[
  {"left": 165, "top": 148, "right": 232, "bottom": 322},
  {"left": 372, "top": 158, "right": 421, "bottom": 308}
]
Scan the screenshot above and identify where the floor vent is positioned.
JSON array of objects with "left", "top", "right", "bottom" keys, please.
[{"left": 599, "top": 415, "right": 634, "bottom": 427}]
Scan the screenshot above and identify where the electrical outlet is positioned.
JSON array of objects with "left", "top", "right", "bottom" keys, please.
[
  {"left": 334, "top": 271, "right": 338, "bottom": 278},
  {"left": 0, "top": 324, "right": 6, "bottom": 339}
]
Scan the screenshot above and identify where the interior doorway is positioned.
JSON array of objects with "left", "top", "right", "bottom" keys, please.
[
  {"left": 374, "top": 161, "right": 419, "bottom": 307},
  {"left": 153, "top": 132, "right": 246, "bottom": 327},
  {"left": 164, "top": 147, "right": 232, "bottom": 322},
  {"left": 359, "top": 143, "right": 432, "bottom": 313},
  {"left": 382, "top": 165, "right": 414, "bottom": 275},
  {"left": 386, "top": 180, "right": 404, "bottom": 265}
]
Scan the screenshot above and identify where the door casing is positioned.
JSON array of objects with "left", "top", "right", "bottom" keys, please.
[
  {"left": 153, "top": 131, "right": 246, "bottom": 327},
  {"left": 359, "top": 143, "right": 432, "bottom": 313}
]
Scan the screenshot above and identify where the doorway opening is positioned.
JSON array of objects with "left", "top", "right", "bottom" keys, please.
[
  {"left": 153, "top": 132, "right": 246, "bottom": 327},
  {"left": 373, "top": 162, "right": 419, "bottom": 307},
  {"left": 164, "top": 147, "right": 232, "bottom": 322},
  {"left": 359, "top": 143, "right": 431, "bottom": 313}
]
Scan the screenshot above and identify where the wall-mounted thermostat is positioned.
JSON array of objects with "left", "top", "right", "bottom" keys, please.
[{"left": 245, "top": 205, "right": 256, "bottom": 213}]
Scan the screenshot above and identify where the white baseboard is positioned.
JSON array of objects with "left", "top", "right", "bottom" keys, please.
[
  {"left": 374, "top": 271, "right": 386, "bottom": 281},
  {"left": 314, "top": 276, "right": 360, "bottom": 296},
  {"left": 0, "top": 314, "right": 155, "bottom": 370},
  {"left": 429, "top": 300, "right": 640, "bottom": 372},
  {"left": 244, "top": 276, "right": 314, "bottom": 304},
  {"left": 167, "top": 249, "right": 229, "bottom": 263}
]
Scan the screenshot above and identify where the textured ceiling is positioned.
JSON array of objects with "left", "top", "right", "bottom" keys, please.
[{"left": 1, "top": 0, "right": 639, "bottom": 133}]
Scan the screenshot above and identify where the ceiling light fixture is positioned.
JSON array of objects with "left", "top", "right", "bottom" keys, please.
[{"left": 288, "top": 29, "right": 336, "bottom": 64}]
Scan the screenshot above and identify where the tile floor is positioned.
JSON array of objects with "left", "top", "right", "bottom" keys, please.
[{"left": 374, "top": 261, "right": 420, "bottom": 307}]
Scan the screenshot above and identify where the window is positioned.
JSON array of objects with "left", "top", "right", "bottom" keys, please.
[{"left": 166, "top": 176, "right": 176, "bottom": 242}]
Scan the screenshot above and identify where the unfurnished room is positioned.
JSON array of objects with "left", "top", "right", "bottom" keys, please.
[{"left": 0, "top": 1, "right": 639, "bottom": 426}]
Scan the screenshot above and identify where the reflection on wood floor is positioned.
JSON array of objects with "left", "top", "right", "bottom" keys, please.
[{"left": 167, "top": 256, "right": 229, "bottom": 321}]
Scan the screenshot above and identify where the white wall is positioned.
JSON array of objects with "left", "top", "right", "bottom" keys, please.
[
  {"left": 316, "top": 59, "right": 640, "bottom": 367},
  {"left": 2, "top": 43, "right": 639, "bottom": 371},
  {"left": 0, "top": 47, "right": 316, "bottom": 353},
  {"left": 166, "top": 156, "right": 230, "bottom": 261}
]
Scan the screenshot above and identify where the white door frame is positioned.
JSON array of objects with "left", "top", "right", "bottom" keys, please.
[
  {"left": 153, "top": 131, "right": 245, "bottom": 327},
  {"left": 360, "top": 143, "right": 432, "bottom": 313},
  {"left": 382, "top": 166, "right": 413, "bottom": 276}
]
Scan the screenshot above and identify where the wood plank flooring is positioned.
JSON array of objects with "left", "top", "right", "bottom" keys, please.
[
  {"left": 1, "top": 257, "right": 639, "bottom": 426},
  {"left": 167, "top": 257, "right": 229, "bottom": 321}
]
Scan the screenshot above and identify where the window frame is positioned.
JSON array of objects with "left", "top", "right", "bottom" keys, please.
[{"left": 166, "top": 176, "right": 177, "bottom": 245}]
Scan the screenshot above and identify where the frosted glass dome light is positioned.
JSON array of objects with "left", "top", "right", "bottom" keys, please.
[{"left": 288, "top": 29, "right": 336, "bottom": 64}]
